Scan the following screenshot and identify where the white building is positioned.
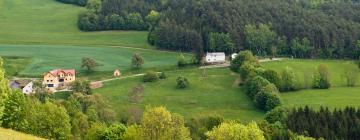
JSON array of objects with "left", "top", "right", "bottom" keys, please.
[
  {"left": 22, "top": 82, "right": 34, "bottom": 95},
  {"left": 205, "top": 52, "right": 226, "bottom": 63}
]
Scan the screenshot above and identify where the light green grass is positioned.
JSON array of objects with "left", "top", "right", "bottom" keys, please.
[
  {"left": 0, "top": 0, "right": 149, "bottom": 48},
  {"left": 94, "top": 68, "right": 265, "bottom": 122},
  {"left": 2, "top": 56, "right": 32, "bottom": 78},
  {"left": 0, "top": 128, "right": 45, "bottom": 140},
  {"left": 281, "top": 87, "right": 360, "bottom": 109},
  {"left": 262, "top": 59, "right": 360, "bottom": 87},
  {"left": 0, "top": 44, "right": 189, "bottom": 78}
]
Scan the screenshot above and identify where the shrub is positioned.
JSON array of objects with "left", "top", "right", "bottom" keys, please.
[
  {"left": 342, "top": 67, "right": 358, "bottom": 87},
  {"left": 131, "top": 53, "right": 144, "bottom": 69},
  {"left": 265, "top": 107, "right": 288, "bottom": 124},
  {"left": 244, "top": 76, "right": 271, "bottom": 99},
  {"left": 143, "top": 71, "right": 159, "bottom": 82},
  {"left": 159, "top": 72, "right": 167, "bottom": 79},
  {"left": 178, "top": 54, "right": 187, "bottom": 67},
  {"left": 230, "top": 50, "right": 258, "bottom": 72},
  {"left": 280, "top": 67, "right": 299, "bottom": 92},
  {"left": 239, "top": 61, "right": 257, "bottom": 81},
  {"left": 176, "top": 76, "right": 189, "bottom": 89},
  {"left": 312, "top": 64, "right": 331, "bottom": 89},
  {"left": 254, "top": 84, "right": 281, "bottom": 111},
  {"left": 261, "top": 69, "right": 281, "bottom": 89}
]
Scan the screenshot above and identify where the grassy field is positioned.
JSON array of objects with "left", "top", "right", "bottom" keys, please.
[
  {"left": 282, "top": 87, "right": 360, "bottom": 109},
  {"left": 94, "top": 68, "right": 265, "bottom": 122},
  {"left": 0, "top": 0, "right": 149, "bottom": 48},
  {"left": 92, "top": 59, "right": 360, "bottom": 122},
  {"left": 262, "top": 59, "right": 359, "bottom": 87},
  {"left": 0, "top": 128, "right": 45, "bottom": 140},
  {"left": 0, "top": 44, "right": 189, "bottom": 78}
]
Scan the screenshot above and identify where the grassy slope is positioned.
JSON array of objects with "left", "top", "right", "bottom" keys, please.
[
  {"left": 94, "top": 59, "right": 360, "bottom": 121},
  {"left": 0, "top": 44, "right": 188, "bottom": 78},
  {"left": 0, "top": 128, "right": 45, "bottom": 140},
  {"left": 94, "top": 68, "right": 265, "bottom": 122},
  {"left": 0, "top": 0, "right": 149, "bottom": 48}
]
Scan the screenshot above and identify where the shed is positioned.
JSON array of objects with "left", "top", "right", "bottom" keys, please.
[
  {"left": 113, "top": 69, "right": 121, "bottom": 77},
  {"left": 205, "top": 52, "right": 226, "bottom": 63}
]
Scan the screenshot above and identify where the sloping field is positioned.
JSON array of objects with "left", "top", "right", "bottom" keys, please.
[
  {"left": 0, "top": 128, "right": 45, "bottom": 140},
  {"left": 0, "top": 44, "right": 186, "bottom": 76},
  {"left": 0, "top": 0, "right": 149, "bottom": 48}
]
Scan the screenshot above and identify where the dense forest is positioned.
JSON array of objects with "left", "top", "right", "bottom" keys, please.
[{"left": 70, "top": 0, "right": 360, "bottom": 59}]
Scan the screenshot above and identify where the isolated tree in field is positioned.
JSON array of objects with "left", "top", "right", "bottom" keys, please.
[
  {"left": 342, "top": 66, "right": 358, "bottom": 87},
  {"left": 81, "top": 57, "right": 98, "bottom": 72},
  {"left": 131, "top": 53, "right": 144, "bottom": 69},
  {"left": 176, "top": 76, "right": 189, "bottom": 89},
  {"left": 280, "top": 67, "right": 299, "bottom": 91},
  {"left": 312, "top": 64, "right": 331, "bottom": 89},
  {"left": 137, "top": 106, "right": 191, "bottom": 140},
  {"left": 230, "top": 50, "right": 258, "bottom": 72},
  {"left": 178, "top": 54, "right": 187, "bottom": 67},
  {"left": 206, "top": 121, "right": 265, "bottom": 140}
]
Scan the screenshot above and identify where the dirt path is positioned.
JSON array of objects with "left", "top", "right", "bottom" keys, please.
[{"left": 199, "top": 58, "right": 284, "bottom": 69}]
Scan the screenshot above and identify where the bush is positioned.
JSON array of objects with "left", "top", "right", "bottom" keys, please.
[
  {"left": 261, "top": 69, "right": 281, "bottom": 89},
  {"left": 56, "top": 0, "right": 88, "bottom": 6},
  {"left": 280, "top": 67, "right": 299, "bottom": 92},
  {"left": 178, "top": 54, "right": 187, "bottom": 67},
  {"left": 159, "top": 72, "right": 167, "bottom": 79},
  {"left": 230, "top": 50, "right": 258, "bottom": 72},
  {"left": 239, "top": 61, "right": 257, "bottom": 81},
  {"left": 342, "top": 67, "right": 358, "bottom": 87},
  {"left": 254, "top": 84, "right": 281, "bottom": 111},
  {"left": 176, "top": 76, "right": 189, "bottom": 89},
  {"left": 312, "top": 64, "right": 331, "bottom": 89},
  {"left": 244, "top": 76, "right": 271, "bottom": 99},
  {"left": 143, "top": 71, "right": 159, "bottom": 82},
  {"left": 265, "top": 107, "right": 289, "bottom": 124}
]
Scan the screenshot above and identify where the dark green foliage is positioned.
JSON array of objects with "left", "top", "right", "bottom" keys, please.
[
  {"left": 78, "top": 11, "right": 100, "bottom": 31},
  {"left": 286, "top": 106, "right": 360, "bottom": 140},
  {"left": 244, "top": 24, "right": 276, "bottom": 56},
  {"left": 81, "top": 57, "right": 99, "bottom": 72},
  {"left": 176, "top": 76, "right": 189, "bottom": 89},
  {"left": 312, "top": 64, "right": 331, "bottom": 89},
  {"left": 187, "top": 116, "right": 224, "bottom": 140},
  {"left": 254, "top": 84, "right": 281, "bottom": 111},
  {"left": 143, "top": 71, "right": 159, "bottom": 82},
  {"left": 265, "top": 107, "right": 288, "bottom": 124},
  {"left": 239, "top": 62, "right": 257, "bottom": 81},
  {"left": 244, "top": 76, "right": 270, "bottom": 99},
  {"left": 208, "top": 32, "right": 235, "bottom": 54},
  {"left": 56, "top": 0, "right": 88, "bottom": 6},
  {"left": 261, "top": 69, "right": 281, "bottom": 89},
  {"left": 159, "top": 72, "right": 167, "bottom": 79},
  {"left": 70, "top": 79, "right": 92, "bottom": 95},
  {"left": 230, "top": 50, "right": 258, "bottom": 73}
]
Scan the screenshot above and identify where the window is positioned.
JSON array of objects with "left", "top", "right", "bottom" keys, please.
[
  {"left": 47, "top": 80, "right": 49, "bottom": 82},
  {"left": 51, "top": 80, "right": 53, "bottom": 82},
  {"left": 47, "top": 84, "right": 54, "bottom": 87}
]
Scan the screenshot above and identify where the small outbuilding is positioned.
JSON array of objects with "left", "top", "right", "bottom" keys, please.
[
  {"left": 205, "top": 52, "right": 226, "bottom": 63},
  {"left": 9, "top": 80, "right": 34, "bottom": 95},
  {"left": 113, "top": 69, "right": 121, "bottom": 77},
  {"left": 231, "top": 53, "right": 238, "bottom": 60}
]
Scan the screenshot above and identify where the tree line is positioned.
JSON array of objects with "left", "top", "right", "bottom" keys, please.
[{"left": 70, "top": 0, "right": 360, "bottom": 59}]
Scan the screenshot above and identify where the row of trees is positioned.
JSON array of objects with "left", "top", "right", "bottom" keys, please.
[
  {"left": 286, "top": 106, "right": 360, "bottom": 140},
  {"left": 56, "top": 0, "right": 87, "bottom": 6}
]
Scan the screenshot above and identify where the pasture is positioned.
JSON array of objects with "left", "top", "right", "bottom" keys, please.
[
  {"left": 0, "top": 0, "right": 149, "bottom": 48},
  {"left": 93, "top": 59, "right": 360, "bottom": 121},
  {"left": 0, "top": 44, "right": 188, "bottom": 78},
  {"left": 0, "top": 127, "right": 45, "bottom": 140}
]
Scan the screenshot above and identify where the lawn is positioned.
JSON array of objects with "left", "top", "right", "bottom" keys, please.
[
  {"left": 94, "top": 68, "right": 265, "bottom": 122},
  {"left": 0, "top": 127, "right": 45, "bottom": 140},
  {"left": 2, "top": 56, "right": 32, "bottom": 78},
  {"left": 0, "top": 0, "right": 149, "bottom": 48},
  {"left": 262, "top": 59, "right": 360, "bottom": 87},
  {"left": 0, "top": 44, "right": 189, "bottom": 78}
]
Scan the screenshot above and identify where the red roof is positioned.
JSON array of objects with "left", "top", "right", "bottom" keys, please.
[{"left": 46, "top": 69, "right": 75, "bottom": 76}]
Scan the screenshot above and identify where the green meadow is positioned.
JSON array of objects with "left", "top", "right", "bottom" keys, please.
[
  {"left": 0, "top": 0, "right": 149, "bottom": 48},
  {"left": 0, "top": 44, "right": 188, "bottom": 77},
  {"left": 93, "top": 59, "right": 360, "bottom": 121}
]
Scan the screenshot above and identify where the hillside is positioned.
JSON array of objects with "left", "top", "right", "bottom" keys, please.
[
  {"left": 0, "top": 0, "right": 149, "bottom": 48},
  {"left": 0, "top": 128, "right": 46, "bottom": 140}
]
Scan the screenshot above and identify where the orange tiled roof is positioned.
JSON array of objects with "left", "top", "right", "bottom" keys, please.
[{"left": 46, "top": 69, "right": 75, "bottom": 76}]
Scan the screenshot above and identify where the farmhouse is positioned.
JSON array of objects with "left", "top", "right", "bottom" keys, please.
[
  {"left": 43, "top": 69, "right": 75, "bottom": 92},
  {"left": 9, "top": 80, "right": 34, "bottom": 95},
  {"left": 205, "top": 52, "right": 226, "bottom": 63}
]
